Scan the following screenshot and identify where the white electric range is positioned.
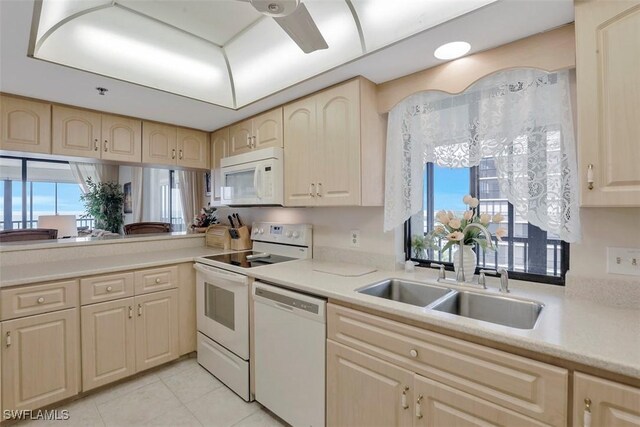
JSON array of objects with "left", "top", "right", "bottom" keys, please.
[{"left": 193, "top": 222, "right": 312, "bottom": 401}]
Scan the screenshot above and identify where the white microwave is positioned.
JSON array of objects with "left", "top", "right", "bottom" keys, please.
[{"left": 220, "top": 147, "right": 284, "bottom": 206}]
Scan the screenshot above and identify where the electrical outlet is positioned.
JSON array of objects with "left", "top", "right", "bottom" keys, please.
[
  {"left": 607, "top": 247, "right": 640, "bottom": 276},
  {"left": 350, "top": 230, "right": 360, "bottom": 248}
]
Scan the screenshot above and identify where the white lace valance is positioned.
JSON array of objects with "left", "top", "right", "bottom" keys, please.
[{"left": 384, "top": 68, "right": 581, "bottom": 243}]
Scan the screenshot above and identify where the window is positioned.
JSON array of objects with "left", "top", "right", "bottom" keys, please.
[
  {"left": 407, "top": 159, "right": 569, "bottom": 285},
  {"left": 0, "top": 156, "right": 90, "bottom": 231},
  {"left": 142, "top": 168, "right": 185, "bottom": 231}
]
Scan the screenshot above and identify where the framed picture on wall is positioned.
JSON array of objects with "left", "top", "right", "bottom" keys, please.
[
  {"left": 205, "top": 172, "right": 212, "bottom": 196},
  {"left": 123, "top": 182, "right": 132, "bottom": 214}
]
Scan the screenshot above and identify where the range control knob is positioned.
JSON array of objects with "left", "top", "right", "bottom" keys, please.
[
  {"left": 259, "top": 228, "right": 264, "bottom": 234},
  {"left": 285, "top": 231, "right": 293, "bottom": 238},
  {"left": 292, "top": 231, "right": 300, "bottom": 238}
]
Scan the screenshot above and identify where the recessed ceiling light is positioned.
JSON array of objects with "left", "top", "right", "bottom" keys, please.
[{"left": 434, "top": 41, "right": 471, "bottom": 60}]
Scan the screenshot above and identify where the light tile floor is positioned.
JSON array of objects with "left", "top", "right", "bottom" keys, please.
[{"left": 16, "top": 357, "right": 288, "bottom": 427}]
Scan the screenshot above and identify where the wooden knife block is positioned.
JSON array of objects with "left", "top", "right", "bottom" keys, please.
[
  {"left": 230, "top": 226, "right": 252, "bottom": 251},
  {"left": 205, "top": 225, "right": 231, "bottom": 250}
]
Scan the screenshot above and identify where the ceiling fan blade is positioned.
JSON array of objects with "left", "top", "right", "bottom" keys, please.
[{"left": 273, "top": 3, "right": 328, "bottom": 54}]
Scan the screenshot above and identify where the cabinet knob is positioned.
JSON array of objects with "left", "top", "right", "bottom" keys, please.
[
  {"left": 155, "top": 278, "right": 161, "bottom": 284},
  {"left": 409, "top": 349, "right": 418, "bottom": 358},
  {"left": 37, "top": 297, "right": 45, "bottom": 304},
  {"left": 106, "top": 286, "right": 113, "bottom": 292}
]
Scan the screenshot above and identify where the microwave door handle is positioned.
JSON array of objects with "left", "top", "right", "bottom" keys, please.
[{"left": 254, "top": 167, "right": 263, "bottom": 199}]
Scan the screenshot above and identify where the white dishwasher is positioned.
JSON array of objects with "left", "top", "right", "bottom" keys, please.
[{"left": 253, "top": 281, "right": 326, "bottom": 427}]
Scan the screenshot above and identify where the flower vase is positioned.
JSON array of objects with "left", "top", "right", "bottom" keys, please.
[{"left": 453, "top": 244, "right": 477, "bottom": 282}]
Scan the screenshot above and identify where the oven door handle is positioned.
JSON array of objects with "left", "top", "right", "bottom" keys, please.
[{"left": 194, "top": 263, "right": 247, "bottom": 283}]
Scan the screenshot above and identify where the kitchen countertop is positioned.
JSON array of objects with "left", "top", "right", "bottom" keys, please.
[
  {"left": 0, "top": 246, "right": 231, "bottom": 287},
  {"left": 248, "top": 259, "right": 640, "bottom": 379}
]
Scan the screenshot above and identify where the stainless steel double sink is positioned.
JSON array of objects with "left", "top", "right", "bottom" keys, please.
[{"left": 357, "top": 279, "right": 544, "bottom": 329}]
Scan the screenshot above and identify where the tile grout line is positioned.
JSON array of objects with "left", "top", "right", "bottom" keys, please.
[{"left": 157, "top": 376, "right": 204, "bottom": 427}]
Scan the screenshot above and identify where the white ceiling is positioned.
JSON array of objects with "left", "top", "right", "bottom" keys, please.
[{"left": 0, "top": 0, "right": 574, "bottom": 132}]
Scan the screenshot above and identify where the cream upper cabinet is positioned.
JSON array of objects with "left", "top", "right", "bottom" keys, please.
[
  {"left": 576, "top": 0, "right": 640, "bottom": 206},
  {"left": 0, "top": 95, "right": 51, "bottom": 154},
  {"left": 573, "top": 372, "right": 640, "bottom": 427},
  {"left": 1, "top": 308, "right": 79, "bottom": 412},
  {"left": 228, "top": 107, "right": 284, "bottom": 156},
  {"left": 315, "top": 81, "right": 361, "bottom": 206},
  {"left": 229, "top": 119, "right": 253, "bottom": 156},
  {"left": 327, "top": 340, "right": 414, "bottom": 427},
  {"left": 211, "top": 127, "right": 229, "bottom": 201},
  {"left": 177, "top": 127, "right": 209, "bottom": 169},
  {"left": 253, "top": 108, "right": 283, "bottom": 150},
  {"left": 142, "top": 121, "right": 177, "bottom": 166},
  {"left": 81, "top": 298, "right": 136, "bottom": 391},
  {"left": 283, "top": 78, "right": 385, "bottom": 207},
  {"left": 101, "top": 114, "right": 142, "bottom": 163},
  {"left": 283, "top": 97, "right": 317, "bottom": 206},
  {"left": 135, "top": 288, "right": 179, "bottom": 372},
  {"left": 52, "top": 106, "right": 102, "bottom": 159}
]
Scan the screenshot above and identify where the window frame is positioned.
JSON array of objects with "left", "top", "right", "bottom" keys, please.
[{"left": 405, "top": 162, "right": 570, "bottom": 286}]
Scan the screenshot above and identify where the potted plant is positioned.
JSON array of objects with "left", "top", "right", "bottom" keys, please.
[
  {"left": 192, "top": 206, "right": 218, "bottom": 232},
  {"left": 80, "top": 177, "right": 125, "bottom": 234}
]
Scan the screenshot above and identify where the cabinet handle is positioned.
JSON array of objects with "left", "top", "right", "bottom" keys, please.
[
  {"left": 309, "top": 183, "right": 315, "bottom": 197},
  {"left": 155, "top": 278, "right": 161, "bottom": 284},
  {"left": 409, "top": 348, "right": 418, "bottom": 358},
  {"left": 246, "top": 136, "right": 251, "bottom": 148},
  {"left": 252, "top": 136, "right": 256, "bottom": 148},
  {"left": 401, "top": 386, "right": 409, "bottom": 409},
  {"left": 584, "top": 398, "right": 592, "bottom": 427},
  {"left": 128, "top": 306, "right": 133, "bottom": 319},
  {"left": 106, "top": 286, "right": 113, "bottom": 293},
  {"left": 94, "top": 139, "right": 99, "bottom": 151},
  {"left": 316, "top": 182, "right": 323, "bottom": 197},
  {"left": 104, "top": 140, "right": 108, "bottom": 152},
  {"left": 416, "top": 395, "right": 423, "bottom": 419},
  {"left": 587, "top": 164, "right": 594, "bottom": 190},
  {"left": 172, "top": 149, "right": 176, "bottom": 159},
  {"left": 179, "top": 149, "right": 183, "bottom": 160},
  {"left": 37, "top": 296, "right": 45, "bottom": 304},
  {"left": 5, "top": 332, "right": 11, "bottom": 347},
  {"left": 138, "top": 303, "right": 142, "bottom": 316}
]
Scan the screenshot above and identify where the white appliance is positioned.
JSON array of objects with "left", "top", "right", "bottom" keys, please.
[
  {"left": 253, "top": 281, "right": 326, "bottom": 427},
  {"left": 220, "top": 147, "right": 283, "bottom": 206},
  {"left": 194, "top": 222, "right": 312, "bottom": 401}
]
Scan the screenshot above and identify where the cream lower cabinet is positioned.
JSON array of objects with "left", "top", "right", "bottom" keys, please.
[
  {"left": 576, "top": 0, "right": 640, "bottom": 206},
  {"left": 284, "top": 78, "right": 385, "bottom": 207},
  {"left": 81, "top": 289, "right": 179, "bottom": 391},
  {"left": 1, "top": 308, "right": 79, "bottom": 412},
  {"left": 81, "top": 298, "right": 136, "bottom": 391},
  {"left": 573, "top": 372, "right": 640, "bottom": 426}
]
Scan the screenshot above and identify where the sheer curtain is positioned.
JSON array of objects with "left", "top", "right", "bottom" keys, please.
[
  {"left": 130, "top": 167, "right": 143, "bottom": 223},
  {"left": 177, "top": 170, "right": 202, "bottom": 231},
  {"left": 69, "top": 162, "right": 119, "bottom": 193},
  {"left": 384, "top": 68, "right": 581, "bottom": 242}
]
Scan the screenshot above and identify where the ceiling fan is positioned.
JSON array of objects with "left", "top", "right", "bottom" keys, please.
[{"left": 242, "top": 0, "right": 328, "bottom": 53}]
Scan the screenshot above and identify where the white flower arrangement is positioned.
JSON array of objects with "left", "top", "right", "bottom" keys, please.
[{"left": 426, "top": 195, "right": 507, "bottom": 253}]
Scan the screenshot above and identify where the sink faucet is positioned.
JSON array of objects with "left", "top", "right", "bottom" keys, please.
[
  {"left": 455, "top": 223, "right": 495, "bottom": 283},
  {"left": 497, "top": 268, "right": 510, "bottom": 293}
]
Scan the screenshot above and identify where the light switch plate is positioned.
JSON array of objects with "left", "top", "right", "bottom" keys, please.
[
  {"left": 350, "top": 230, "right": 360, "bottom": 248},
  {"left": 606, "top": 247, "right": 640, "bottom": 276}
]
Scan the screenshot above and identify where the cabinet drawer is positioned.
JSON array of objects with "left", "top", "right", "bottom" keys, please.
[
  {"left": 81, "top": 272, "right": 134, "bottom": 305},
  {"left": 328, "top": 304, "right": 568, "bottom": 426},
  {"left": 0, "top": 280, "right": 79, "bottom": 320},
  {"left": 134, "top": 266, "right": 178, "bottom": 295}
]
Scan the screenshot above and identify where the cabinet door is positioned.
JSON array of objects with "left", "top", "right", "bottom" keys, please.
[
  {"left": 573, "top": 372, "right": 640, "bottom": 427},
  {"left": 177, "top": 128, "right": 209, "bottom": 169},
  {"left": 81, "top": 298, "right": 135, "bottom": 391},
  {"left": 0, "top": 95, "right": 51, "bottom": 154},
  {"left": 576, "top": 1, "right": 640, "bottom": 206},
  {"left": 283, "top": 97, "right": 317, "bottom": 206},
  {"left": 135, "top": 289, "right": 179, "bottom": 372},
  {"left": 52, "top": 106, "right": 101, "bottom": 159},
  {"left": 253, "top": 107, "right": 283, "bottom": 150},
  {"left": 315, "top": 80, "right": 361, "bottom": 206},
  {"left": 327, "top": 340, "right": 413, "bottom": 427},
  {"left": 228, "top": 119, "right": 253, "bottom": 156},
  {"left": 142, "top": 121, "right": 177, "bottom": 166},
  {"left": 211, "top": 127, "right": 229, "bottom": 201},
  {"left": 101, "top": 114, "right": 142, "bottom": 162},
  {"left": 414, "top": 374, "right": 549, "bottom": 427},
  {"left": 1, "top": 309, "right": 79, "bottom": 412}
]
